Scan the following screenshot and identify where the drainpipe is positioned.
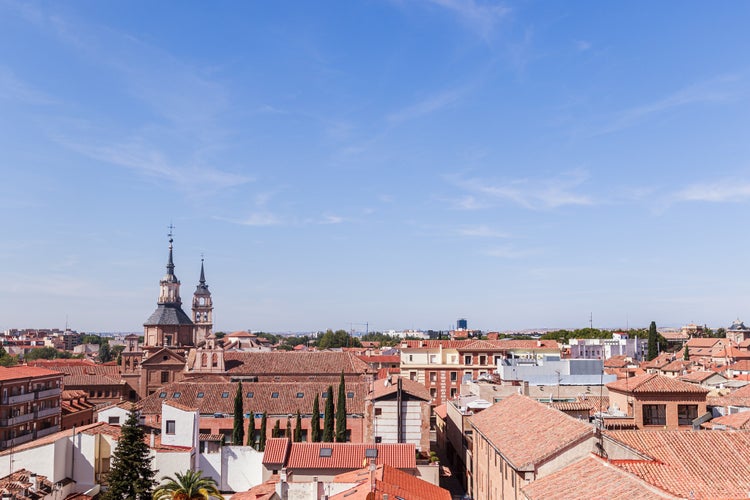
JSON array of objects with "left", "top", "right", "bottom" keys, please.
[{"left": 397, "top": 378, "right": 403, "bottom": 443}]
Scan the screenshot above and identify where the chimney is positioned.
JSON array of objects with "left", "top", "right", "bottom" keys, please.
[
  {"left": 150, "top": 431, "right": 155, "bottom": 448},
  {"left": 30, "top": 473, "right": 38, "bottom": 493},
  {"left": 276, "top": 468, "right": 289, "bottom": 500}
]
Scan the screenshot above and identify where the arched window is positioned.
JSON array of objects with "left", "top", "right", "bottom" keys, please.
[{"left": 201, "top": 353, "right": 208, "bottom": 367}]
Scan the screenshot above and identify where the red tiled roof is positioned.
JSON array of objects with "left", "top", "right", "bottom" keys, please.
[
  {"left": 356, "top": 355, "right": 400, "bottom": 364},
  {"left": 686, "top": 338, "right": 725, "bottom": 348},
  {"left": 549, "top": 401, "right": 593, "bottom": 412},
  {"left": 280, "top": 442, "right": 416, "bottom": 469},
  {"left": 230, "top": 480, "right": 278, "bottom": 500},
  {"left": 433, "top": 404, "right": 447, "bottom": 420},
  {"left": 330, "top": 464, "right": 451, "bottom": 500},
  {"left": 708, "top": 383, "right": 750, "bottom": 408},
  {"left": 0, "top": 365, "right": 64, "bottom": 381},
  {"left": 708, "top": 411, "right": 750, "bottom": 430},
  {"left": 522, "top": 455, "right": 675, "bottom": 500},
  {"left": 223, "top": 351, "right": 370, "bottom": 376},
  {"left": 606, "top": 373, "right": 708, "bottom": 394},
  {"left": 370, "top": 377, "right": 431, "bottom": 401},
  {"left": 27, "top": 361, "right": 124, "bottom": 386},
  {"left": 603, "top": 355, "right": 630, "bottom": 368},
  {"left": 606, "top": 430, "right": 750, "bottom": 499},
  {"left": 726, "top": 359, "right": 750, "bottom": 371},
  {"left": 469, "top": 394, "right": 593, "bottom": 470},
  {"left": 660, "top": 360, "right": 690, "bottom": 373},
  {"left": 262, "top": 437, "right": 290, "bottom": 464},
  {"left": 137, "top": 380, "right": 366, "bottom": 416}
]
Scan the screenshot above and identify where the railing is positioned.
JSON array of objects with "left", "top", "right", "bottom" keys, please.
[
  {"left": 36, "top": 388, "right": 61, "bottom": 399},
  {"left": 0, "top": 413, "right": 34, "bottom": 426},
  {"left": 7, "top": 393, "right": 35, "bottom": 404},
  {"left": 0, "top": 433, "right": 33, "bottom": 449},
  {"left": 35, "top": 425, "right": 60, "bottom": 439},
  {"left": 36, "top": 407, "right": 61, "bottom": 419}
]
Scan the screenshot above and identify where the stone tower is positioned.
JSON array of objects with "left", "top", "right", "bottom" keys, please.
[{"left": 192, "top": 258, "right": 213, "bottom": 346}]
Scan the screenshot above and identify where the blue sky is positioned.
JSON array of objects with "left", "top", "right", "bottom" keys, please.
[{"left": 2, "top": 1, "right": 750, "bottom": 333}]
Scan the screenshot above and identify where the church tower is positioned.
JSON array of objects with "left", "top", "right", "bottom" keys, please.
[
  {"left": 192, "top": 258, "right": 213, "bottom": 345},
  {"left": 143, "top": 230, "right": 195, "bottom": 348}
]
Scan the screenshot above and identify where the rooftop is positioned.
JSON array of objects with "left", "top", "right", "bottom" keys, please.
[
  {"left": 606, "top": 373, "right": 708, "bottom": 394},
  {"left": 263, "top": 439, "right": 416, "bottom": 470}
]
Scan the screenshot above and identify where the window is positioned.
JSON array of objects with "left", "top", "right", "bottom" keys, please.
[
  {"left": 158, "top": 392, "right": 167, "bottom": 398},
  {"left": 161, "top": 372, "right": 169, "bottom": 383},
  {"left": 479, "top": 355, "right": 486, "bottom": 365},
  {"left": 375, "top": 436, "right": 382, "bottom": 443},
  {"left": 409, "top": 355, "right": 413, "bottom": 362},
  {"left": 322, "top": 392, "right": 328, "bottom": 398},
  {"left": 409, "top": 372, "right": 417, "bottom": 381},
  {"left": 271, "top": 392, "right": 279, "bottom": 398},
  {"left": 678, "top": 404, "right": 698, "bottom": 425},
  {"left": 221, "top": 392, "right": 229, "bottom": 398},
  {"left": 643, "top": 404, "right": 666, "bottom": 426},
  {"left": 320, "top": 447, "right": 333, "bottom": 457},
  {"left": 365, "top": 448, "right": 378, "bottom": 458},
  {"left": 375, "top": 408, "right": 382, "bottom": 416},
  {"left": 247, "top": 392, "right": 254, "bottom": 398},
  {"left": 108, "top": 416, "right": 120, "bottom": 425},
  {"left": 429, "top": 372, "right": 437, "bottom": 382},
  {"left": 347, "top": 392, "right": 354, "bottom": 398},
  {"left": 172, "top": 392, "right": 181, "bottom": 399},
  {"left": 430, "top": 388, "right": 437, "bottom": 399},
  {"left": 450, "top": 388, "right": 457, "bottom": 398},
  {"left": 450, "top": 371, "right": 457, "bottom": 382},
  {"left": 296, "top": 392, "right": 304, "bottom": 398},
  {"left": 464, "top": 355, "right": 472, "bottom": 365},
  {"left": 166, "top": 420, "right": 176, "bottom": 435},
  {"left": 197, "top": 392, "right": 204, "bottom": 398}
]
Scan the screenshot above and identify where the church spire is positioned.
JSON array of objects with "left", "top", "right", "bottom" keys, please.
[
  {"left": 199, "top": 257, "right": 206, "bottom": 285},
  {"left": 158, "top": 225, "right": 182, "bottom": 305}
]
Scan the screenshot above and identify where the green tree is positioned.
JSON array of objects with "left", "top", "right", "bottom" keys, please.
[
  {"left": 0, "top": 347, "right": 17, "bottom": 367},
  {"left": 716, "top": 327, "right": 727, "bottom": 339},
  {"left": 102, "top": 406, "right": 155, "bottom": 500},
  {"left": 683, "top": 344, "right": 690, "bottom": 361},
  {"left": 232, "top": 382, "right": 245, "bottom": 445},
  {"left": 24, "top": 347, "right": 61, "bottom": 361},
  {"left": 294, "top": 410, "right": 302, "bottom": 442},
  {"left": 285, "top": 418, "right": 292, "bottom": 439},
  {"left": 247, "top": 411, "right": 256, "bottom": 447},
  {"left": 335, "top": 372, "right": 347, "bottom": 442},
  {"left": 317, "top": 329, "right": 363, "bottom": 349},
  {"left": 153, "top": 469, "right": 224, "bottom": 500},
  {"left": 323, "top": 386, "right": 335, "bottom": 442},
  {"left": 98, "top": 342, "right": 112, "bottom": 363},
  {"left": 311, "top": 395, "right": 321, "bottom": 443},
  {"left": 272, "top": 420, "right": 281, "bottom": 438},
  {"left": 258, "top": 412, "right": 267, "bottom": 451},
  {"left": 647, "top": 321, "right": 658, "bottom": 361}
]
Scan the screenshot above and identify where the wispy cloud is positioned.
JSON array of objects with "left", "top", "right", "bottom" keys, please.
[
  {"left": 481, "top": 245, "right": 538, "bottom": 259},
  {"left": 673, "top": 179, "right": 750, "bottom": 203},
  {"left": 0, "top": 66, "right": 57, "bottom": 105},
  {"left": 458, "top": 225, "right": 509, "bottom": 238},
  {"left": 214, "top": 213, "right": 283, "bottom": 227},
  {"left": 446, "top": 169, "right": 594, "bottom": 210},
  {"left": 575, "top": 40, "right": 591, "bottom": 52},
  {"left": 320, "top": 215, "right": 345, "bottom": 225},
  {"left": 593, "top": 75, "right": 740, "bottom": 136},
  {"left": 56, "top": 137, "right": 251, "bottom": 196},
  {"left": 387, "top": 87, "right": 465, "bottom": 123},
  {"left": 427, "top": 0, "right": 511, "bottom": 41}
]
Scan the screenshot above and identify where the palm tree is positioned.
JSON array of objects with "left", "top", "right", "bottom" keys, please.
[{"left": 153, "top": 470, "right": 224, "bottom": 500}]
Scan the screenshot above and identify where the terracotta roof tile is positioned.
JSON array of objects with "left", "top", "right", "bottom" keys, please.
[
  {"left": 277, "top": 442, "right": 416, "bottom": 469},
  {"left": 606, "top": 430, "right": 750, "bottom": 499},
  {"left": 707, "top": 411, "right": 750, "bottom": 430},
  {"left": 370, "top": 377, "right": 431, "bottom": 401},
  {"left": 606, "top": 373, "right": 708, "bottom": 394},
  {"left": 433, "top": 404, "right": 447, "bottom": 420},
  {"left": 469, "top": 394, "right": 594, "bottom": 470},
  {"left": 230, "top": 480, "right": 277, "bottom": 500},
  {"left": 137, "top": 380, "right": 366, "bottom": 416},
  {"left": 0, "top": 365, "right": 64, "bottom": 381},
  {"left": 223, "top": 351, "right": 370, "bottom": 377},
  {"left": 522, "top": 455, "right": 675, "bottom": 500},
  {"left": 330, "top": 464, "right": 451, "bottom": 500},
  {"left": 686, "top": 338, "right": 726, "bottom": 348},
  {"left": 262, "top": 438, "right": 290, "bottom": 464}
]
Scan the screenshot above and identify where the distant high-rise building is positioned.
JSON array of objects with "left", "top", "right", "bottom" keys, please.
[{"left": 457, "top": 318, "right": 468, "bottom": 330}]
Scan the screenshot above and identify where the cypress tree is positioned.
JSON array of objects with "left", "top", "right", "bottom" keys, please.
[
  {"left": 102, "top": 406, "right": 155, "bottom": 500},
  {"left": 311, "top": 395, "right": 321, "bottom": 442},
  {"left": 258, "top": 412, "right": 267, "bottom": 451},
  {"left": 683, "top": 344, "right": 690, "bottom": 361},
  {"left": 285, "top": 417, "right": 292, "bottom": 439},
  {"left": 247, "top": 410, "right": 256, "bottom": 447},
  {"left": 323, "top": 386, "right": 335, "bottom": 442},
  {"left": 272, "top": 419, "right": 281, "bottom": 438},
  {"left": 232, "top": 381, "right": 245, "bottom": 445},
  {"left": 294, "top": 409, "right": 302, "bottom": 442},
  {"left": 335, "top": 372, "right": 347, "bottom": 442},
  {"left": 647, "top": 321, "right": 658, "bottom": 361}
]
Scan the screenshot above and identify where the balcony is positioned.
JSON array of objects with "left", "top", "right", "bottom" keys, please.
[
  {"left": 36, "top": 388, "right": 61, "bottom": 399},
  {"left": 6, "top": 393, "right": 35, "bottom": 404},
  {"left": 35, "top": 425, "right": 60, "bottom": 439},
  {"left": 0, "top": 413, "right": 34, "bottom": 426},
  {"left": 36, "top": 407, "right": 61, "bottom": 419},
  {"left": 0, "top": 432, "right": 33, "bottom": 449}
]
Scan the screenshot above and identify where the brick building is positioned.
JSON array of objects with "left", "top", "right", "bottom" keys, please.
[
  {"left": 0, "top": 366, "right": 63, "bottom": 450},
  {"left": 605, "top": 373, "right": 708, "bottom": 430}
]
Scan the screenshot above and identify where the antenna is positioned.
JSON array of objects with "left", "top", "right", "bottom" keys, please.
[{"left": 589, "top": 313, "right": 593, "bottom": 330}]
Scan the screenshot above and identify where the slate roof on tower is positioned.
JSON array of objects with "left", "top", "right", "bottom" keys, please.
[{"left": 144, "top": 304, "right": 194, "bottom": 326}]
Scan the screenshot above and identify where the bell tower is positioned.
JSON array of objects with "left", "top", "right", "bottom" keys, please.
[{"left": 192, "top": 257, "right": 213, "bottom": 345}]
